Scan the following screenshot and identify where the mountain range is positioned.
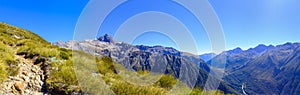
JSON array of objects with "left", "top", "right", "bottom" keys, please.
[
  {"left": 208, "top": 42, "right": 300, "bottom": 95},
  {"left": 56, "top": 34, "right": 300, "bottom": 95},
  {"left": 54, "top": 34, "right": 239, "bottom": 94},
  {"left": 1, "top": 22, "right": 299, "bottom": 95},
  {"left": 55, "top": 34, "right": 300, "bottom": 95},
  {"left": 1, "top": 23, "right": 223, "bottom": 95}
]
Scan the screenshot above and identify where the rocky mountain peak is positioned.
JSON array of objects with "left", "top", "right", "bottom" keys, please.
[
  {"left": 227, "top": 47, "right": 243, "bottom": 54},
  {"left": 248, "top": 44, "right": 275, "bottom": 53},
  {"left": 98, "top": 34, "right": 114, "bottom": 43}
]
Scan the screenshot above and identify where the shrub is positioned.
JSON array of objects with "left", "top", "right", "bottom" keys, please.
[
  {"left": 48, "top": 60, "right": 77, "bottom": 86},
  {"left": 157, "top": 75, "right": 177, "bottom": 89},
  {"left": 59, "top": 51, "right": 70, "bottom": 60},
  {"left": 189, "top": 87, "right": 230, "bottom": 95},
  {"left": 97, "top": 56, "right": 116, "bottom": 75},
  {"left": 111, "top": 81, "right": 166, "bottom": 95},
  {"left": 46, "top": 60, "right": 78, "bottom": 94}
]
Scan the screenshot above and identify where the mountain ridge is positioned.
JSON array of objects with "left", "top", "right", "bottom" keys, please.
[
  {"left": 211, "top": 42, "right": 300, "bottom": 95},
  {"left": 56, "top": 34, "right": 300, "bottom": 95},
  {"left": 54, "top": 34, "right": 240, "bottom": 94}
]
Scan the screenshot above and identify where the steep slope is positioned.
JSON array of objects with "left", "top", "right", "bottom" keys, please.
[
  {"left": 0, "top": 22, "right": 61, "bottom": 94},
  {"left": 224, "top": 43, "right": 300, "bottom": 95},
  {"left": 279, "top": 46, "right": 300, "bottom": 94},
  {"left": 0, "top": 22, "right": 86, "bottom": 94},
  {"left": 208, "top": 44, "right": 275, "bottom": 73}
]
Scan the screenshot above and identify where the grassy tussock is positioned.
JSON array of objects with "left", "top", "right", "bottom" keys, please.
[{"left": 0, "top": 60, "right": 8, "bottom": 83}]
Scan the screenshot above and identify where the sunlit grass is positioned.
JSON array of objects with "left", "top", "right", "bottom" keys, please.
[{"left": 0, "top": 60, "right": 8, "bottom": 83}]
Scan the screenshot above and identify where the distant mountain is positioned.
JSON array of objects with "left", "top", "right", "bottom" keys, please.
[
  {"left": 227, "top": 47, "right": 243, "bottom": 55},
  {"left": 209, "top": 42, "right": 300, "bottom": 95},
  {"left": 54, "top": 34, "right": 239, "bottom": 94},
  {"left": 199, "top": 53, "right": 216, "bottom": 62},
  {"left": 207, "top": 44, "right": 275, "bottom": 72}
]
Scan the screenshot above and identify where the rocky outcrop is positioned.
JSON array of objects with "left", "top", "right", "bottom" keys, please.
[
  {"left": 97, "top": 34, "right": 115, "bottom": 43},
  {"left": 0, "top": 55, "right": 50, "bottom": 95}
]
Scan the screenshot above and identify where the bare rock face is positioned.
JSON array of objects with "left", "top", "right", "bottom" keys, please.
[{"left": 97, "top": 34, "right": 115, "bottom": 43}]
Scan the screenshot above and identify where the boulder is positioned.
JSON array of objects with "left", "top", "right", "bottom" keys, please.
[{"left": 14, "top": 81, "right": 25, "bottom": 91}]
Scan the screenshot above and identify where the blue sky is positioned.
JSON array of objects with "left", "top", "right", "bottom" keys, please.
[{"left": 0, "top": 0, "right": 299, "bottom": 54}]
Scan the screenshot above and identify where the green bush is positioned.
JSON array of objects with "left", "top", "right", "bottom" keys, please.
[
  {"left": 59, "top": 51, "right": 69, "bottom": 60},
  {"left": 189, "top": 87, "right": 232, "bottom": 95},
  {"left": 111, "top": 81, "right": 166, "bottom": 95},
  {"left": 48, "top": 60, "right": 77, "bottom": 86},
  {"left": 156, "top": 75, "right": 177, "bottom": 89},
  {"left": 97, "top": 56, "right": 116, "bottom": 75},
  {"left": 58, "top": 48, "right": 71, "bottom": 60},
  {"left": 46, "top": 60, "right": 79, "bottom": 94}
]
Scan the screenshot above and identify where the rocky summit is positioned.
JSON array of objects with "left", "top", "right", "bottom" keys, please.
[{"left": 97, "top": 34, "right": 115, "bottom": 43}]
